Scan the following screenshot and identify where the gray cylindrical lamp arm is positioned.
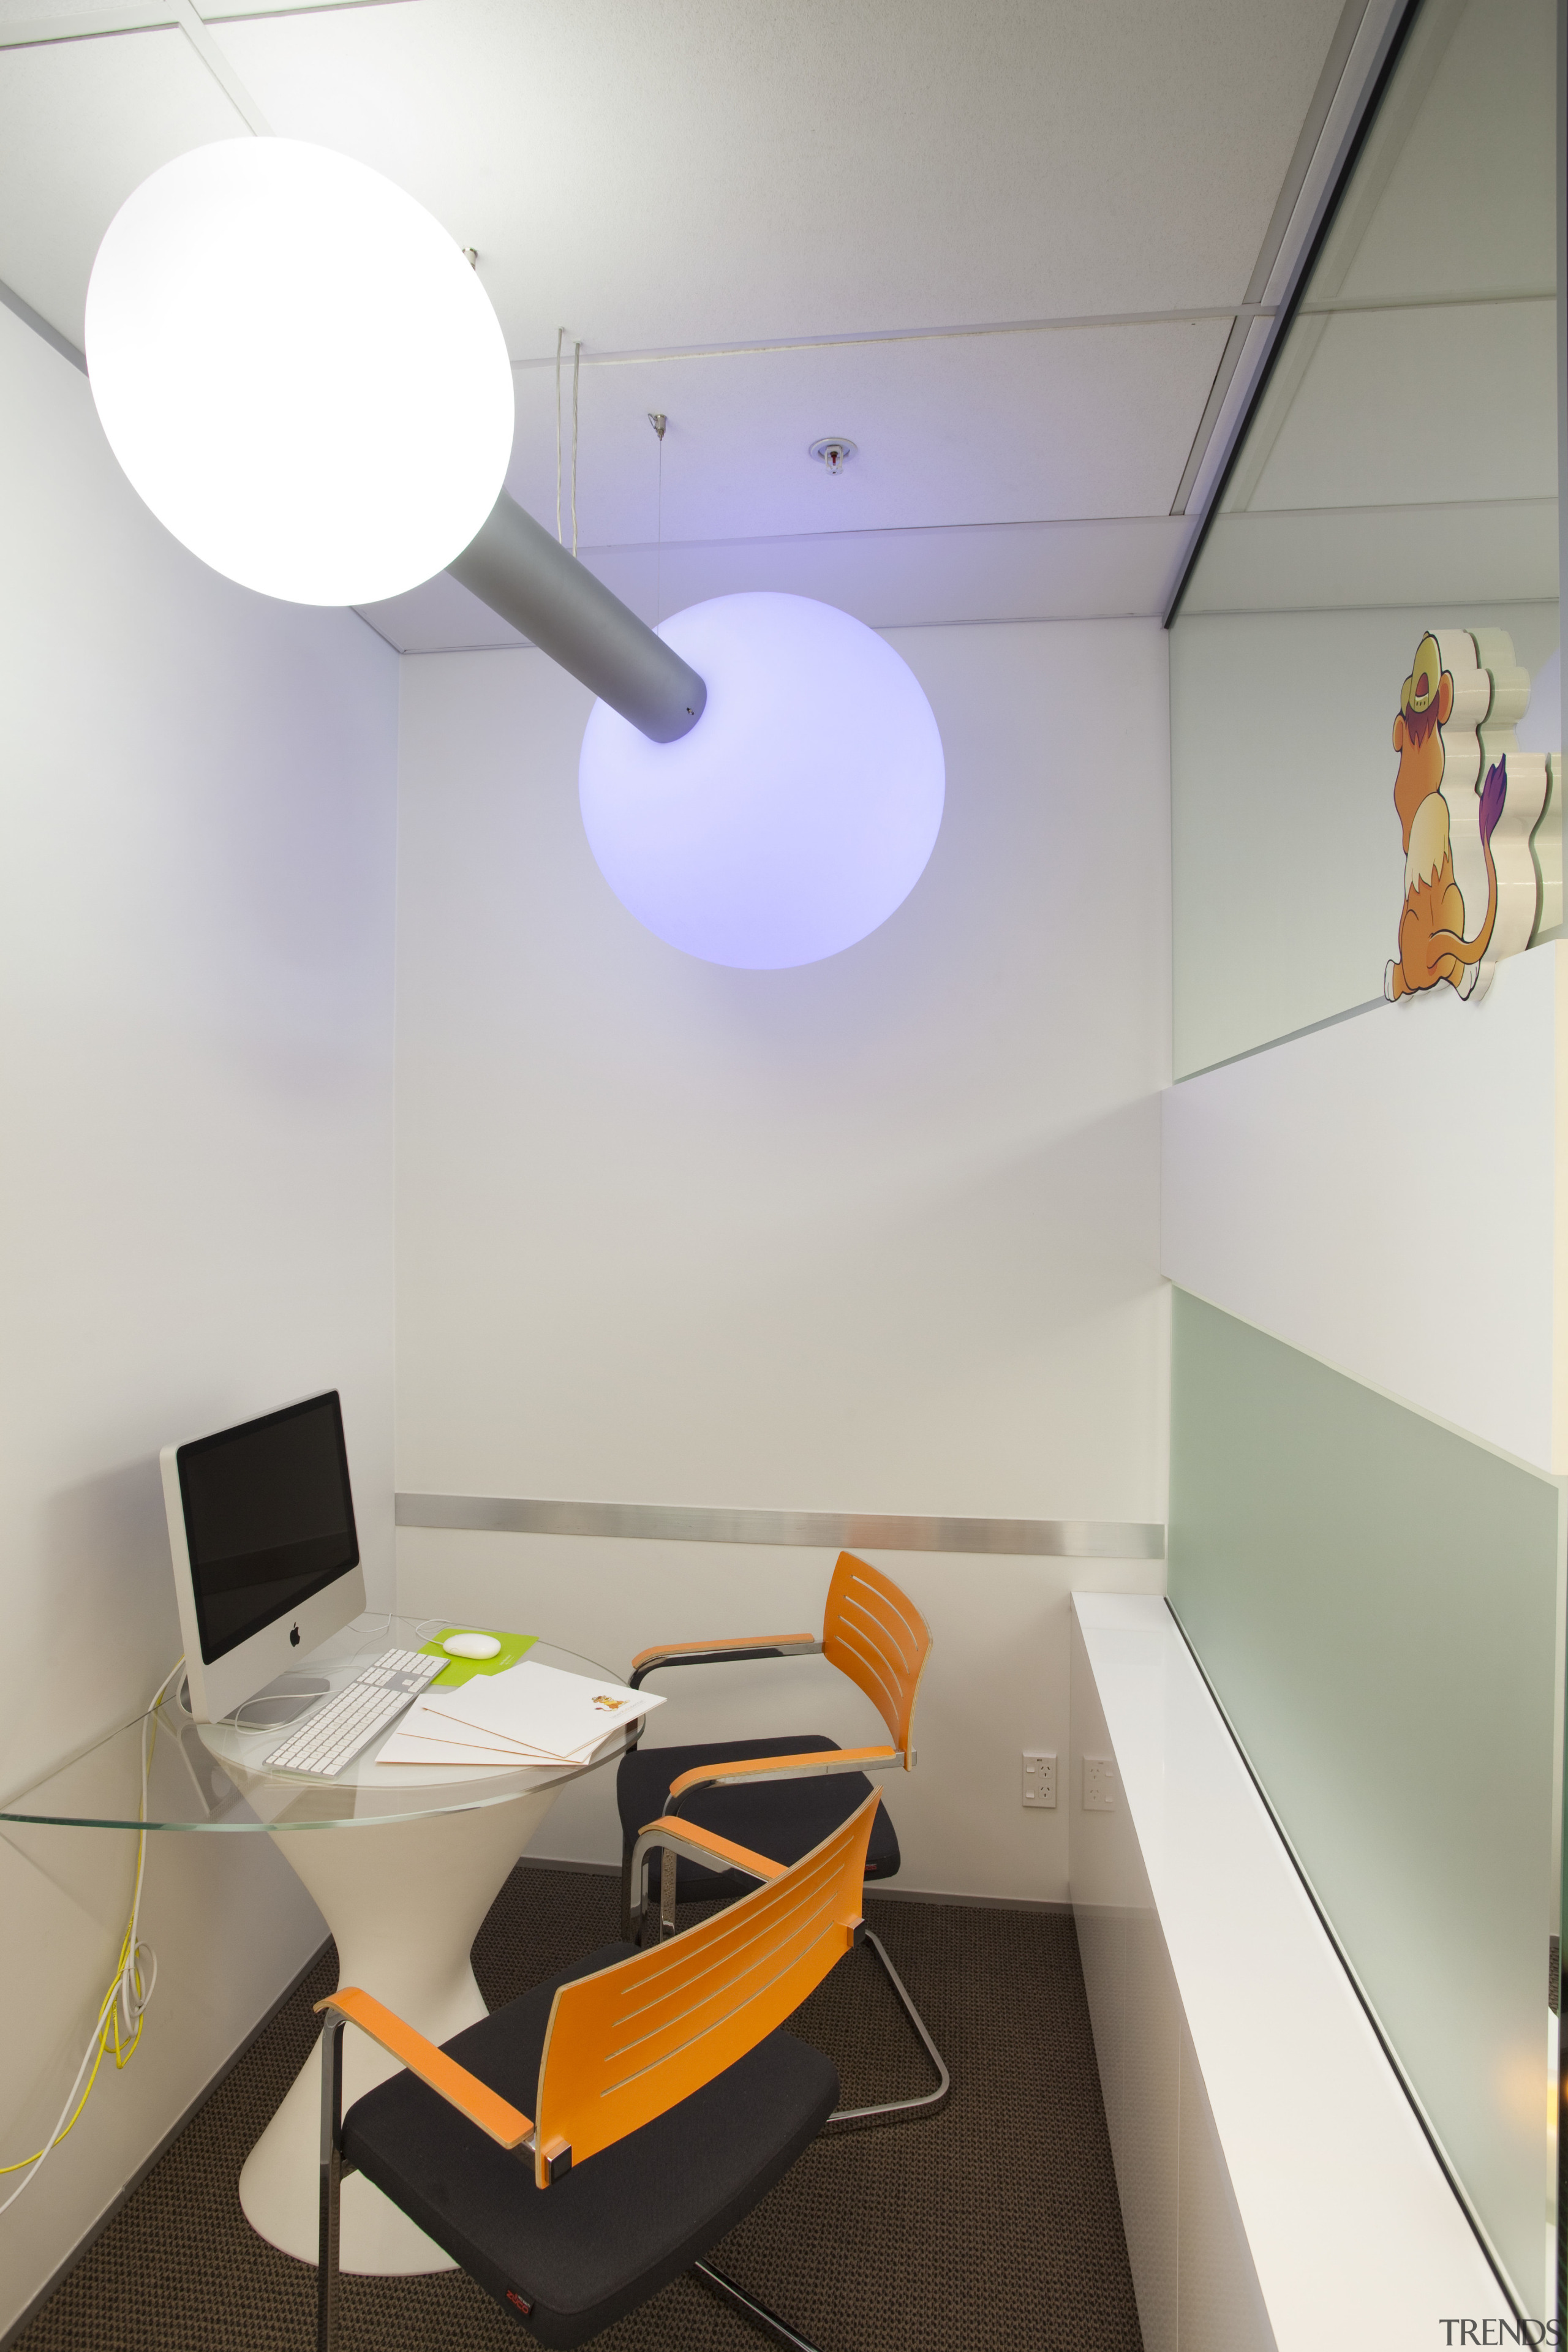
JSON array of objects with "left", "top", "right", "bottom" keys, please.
[{"left": 448, "top": 492, "right": 706, "bottom": 744}]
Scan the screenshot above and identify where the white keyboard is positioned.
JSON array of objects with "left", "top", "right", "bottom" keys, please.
[{"left": 262, "top": 1648, "right": 448, "bottom": 1778}]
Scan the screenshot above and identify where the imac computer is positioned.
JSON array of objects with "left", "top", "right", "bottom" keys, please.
[{"left": 161, "top": 1390, "right": 366, "bottom": 1722}]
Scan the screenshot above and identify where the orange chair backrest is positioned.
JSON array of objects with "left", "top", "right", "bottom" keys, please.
[
  {"left": 820, "top": 1551, "right": 931, "bottom": 1760},
  {"left": 531, "top": 1789, "right": 878, "bottom": 2187}
]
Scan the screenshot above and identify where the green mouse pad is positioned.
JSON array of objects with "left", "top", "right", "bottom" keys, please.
[{"left": 418, "top": 1627, "right": 538, "bottom": 1687}]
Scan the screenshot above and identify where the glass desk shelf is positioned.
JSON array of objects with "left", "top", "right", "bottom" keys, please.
[
  {"left": 0, "top": 1615, "right": 634, "bottom": 2272},
  {"left": 0, "top": 1615, "right": 627, "bottom": 1833}
]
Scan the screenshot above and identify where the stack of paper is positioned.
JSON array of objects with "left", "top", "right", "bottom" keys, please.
[{"left": 376, "top": 1659, "right": 665, "bottom": 1769}]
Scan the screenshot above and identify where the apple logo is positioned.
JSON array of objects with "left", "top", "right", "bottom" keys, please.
[{"left": 289, "top": 1623, "right": 301, "bottom": 1648}]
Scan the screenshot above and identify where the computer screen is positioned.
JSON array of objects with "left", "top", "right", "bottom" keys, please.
[{"left": 173, "top": 1392, "right": 360, "bottom": 1665}]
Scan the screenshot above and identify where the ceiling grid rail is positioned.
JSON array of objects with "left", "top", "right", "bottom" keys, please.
[
  {"left": 1163, "top": 0, "right": 1425, "bottom": 617},
  {"left": 0, "top": 0, "right": 1449, "bottom": 630},
  {"left": 0, "top": 0, "right": 407, "bottom": 44},
  {"left": 0, "top": 1, "right": 271, "bottom": 131}
]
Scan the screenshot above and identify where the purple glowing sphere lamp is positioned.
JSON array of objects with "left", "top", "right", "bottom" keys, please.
[{"left": 578, "top": 592, "right": 945, "bottom": 969}]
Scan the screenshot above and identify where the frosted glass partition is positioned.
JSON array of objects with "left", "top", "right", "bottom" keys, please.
[
  {"left": 1169, "top": 1290, "right": 1562, "bottom": 2313},
  {"left": 1169, "top": 0, "right": 1560, "bottom": 1077}
]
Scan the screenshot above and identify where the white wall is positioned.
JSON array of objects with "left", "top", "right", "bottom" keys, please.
[
  {"left": 394, "top": 616, "right": 1172, "bottom": 1896},
  {"left": 1071, "top": 1594, "right": 1502, "bottom": 2348},
  {"left": 1071, "top": 1606, "right": 1275, "bottom": 2352},
  {"left": 1163, "top": 940, "right": 1566, "bottom": 1472},
  {"left": 398, "top": 1526, "right": 1163, "bottom": 1903},
  {"left": 0, "top": 305, "right": 399, "bottom": 2334}
]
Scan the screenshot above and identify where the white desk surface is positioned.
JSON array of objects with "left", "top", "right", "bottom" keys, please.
[{"left": 1072, "top": 1592, "right": 1507, "bottom": 2348}]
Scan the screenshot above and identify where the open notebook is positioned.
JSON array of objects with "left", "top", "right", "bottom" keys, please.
[{"left": 376, "top": 1658, "right": 665, "bottom": 1768}]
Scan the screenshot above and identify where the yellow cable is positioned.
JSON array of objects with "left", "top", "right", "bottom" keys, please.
[{"left": 0, "top": 1660, "right": 179, "bottom": 2186}]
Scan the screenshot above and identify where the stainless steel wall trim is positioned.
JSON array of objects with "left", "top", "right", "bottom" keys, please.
[{"left": 395, "top": 1493, "right": 1165, "bottom": 1558}]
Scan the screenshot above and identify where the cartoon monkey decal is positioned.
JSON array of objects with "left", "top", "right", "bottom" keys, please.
[{"left": 1385, "top": 631, "right": 1506, "bottom": 1002}]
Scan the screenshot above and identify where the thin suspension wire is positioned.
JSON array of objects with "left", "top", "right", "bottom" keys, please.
[
  {"left": 647, "top": 411, "right": 667, "bottom": 624},
  {"left": 571, "top": 339, "right": 582, "bottom": 557},
  {"left": 554, "top": 328, "right": 565, "bottom": 544}
]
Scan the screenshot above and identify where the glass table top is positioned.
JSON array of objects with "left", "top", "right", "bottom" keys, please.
[{"left": 0, "top": 1616, "right": 630, "bottom": 1833}]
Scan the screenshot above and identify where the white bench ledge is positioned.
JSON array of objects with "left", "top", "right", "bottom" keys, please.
[{"left": 1071, "top": 1591, "right": 1502, "bottom": 2352}]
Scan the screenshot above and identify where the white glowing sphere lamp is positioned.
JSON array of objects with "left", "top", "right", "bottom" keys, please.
[
  {"left": 85, "top": 139, "right": 514, "bottom": 606},
  {"left": 579, "top": 593, "right": 945, "bottom": 968}
]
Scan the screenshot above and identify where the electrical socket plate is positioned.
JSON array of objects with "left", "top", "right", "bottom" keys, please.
[
  {"left": 1083, "top": 1756, "right": 1117, "bottom": 1812},
  {"left": 1022, "top": 1751, "right": 1056, "bottom": 1808}
]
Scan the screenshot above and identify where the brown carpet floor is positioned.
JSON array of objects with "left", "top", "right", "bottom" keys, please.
[{"left": 13, "top": 1868, "right": 1142, "bottom": 2352}]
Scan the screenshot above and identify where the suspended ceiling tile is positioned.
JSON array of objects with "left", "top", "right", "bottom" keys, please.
[
  {"left": 0, "top": 0, "right": 129, "bottom": 19},
  {"left": 1327, "top": 0, "right": 1556, "bottom": 307},
  {"left": 1245, "top": 300, "right": 1556, "bottom": 513},
  {"left": 1178, "top": 500, "right": 1559, "bottom": 617},
  {"left": 609, "top": 514, "right": 1191, "bottom": 629},
  {"left": 0, "top": 26, "right": 243, "bottom": 343},
  {"left": 203, "top": 0, "right": 379, "bottom": 11},
  {"left": 355, "top": 512, "right": 1188, "bottom": 650},
  {"left": 355, "top": 568, "right": 527, "bottom": 653},
  {"left": 503, "top": 317, "right": 1231, "bottom": 546},
  {"left": 216, "top": 0, "right": 1348, "bottom": 349}
]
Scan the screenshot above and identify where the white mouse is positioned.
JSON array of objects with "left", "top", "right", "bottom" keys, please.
[{"left": 442, "top": 1632, "right": 502, "bottom": 1660}]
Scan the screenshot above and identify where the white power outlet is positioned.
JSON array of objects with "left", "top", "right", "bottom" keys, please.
[
  {"left": 1083, "top": 1755, "right": 1118, "bottom": 1812},
  {"left": 1022, "top": 1751, "right": 1056, "bottom": 1808}
]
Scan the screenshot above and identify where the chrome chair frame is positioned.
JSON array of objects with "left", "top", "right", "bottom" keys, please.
[
  {"left": 618, "top": 1553, "right": 949, "bottom": 2128},
  {"left": 315, "top": 1795, "right": 877, "bottom": 2352},
  {"left": 629, "top": 1793, "right": 950, "bottom": 2128},
  {"left": 316, "top": 2007, "right": 826, "bottom": 2352}
]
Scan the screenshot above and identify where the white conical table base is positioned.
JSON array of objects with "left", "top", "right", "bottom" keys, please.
[{"left": 239, "top": 1790, "right": 557, "bottom": 2272}]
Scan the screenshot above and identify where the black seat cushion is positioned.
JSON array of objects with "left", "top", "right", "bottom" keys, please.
[
  {"left": 617, "top": 1733, "right": 901, "bottom": 1902},
  {"left": 344, "top": 1940, "right": 838, "bottom": 2348}
]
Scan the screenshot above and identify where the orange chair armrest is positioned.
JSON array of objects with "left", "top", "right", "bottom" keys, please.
[
  {"left": 666, "top": 1745, "right": 900, "bottom": 1802},
  {"left": 637, "top": 1816, "right": 788, "bottom": 1881},
  {"left": 316, "top": 1988, "right": 533, "bottom": 2150},
  {"left": 629, "top": 1632, "right": 817, "bottom": 1674}
]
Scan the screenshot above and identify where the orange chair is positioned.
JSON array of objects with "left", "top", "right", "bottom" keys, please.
[
  {"left": 617, "top": 1549, "right": 948, "bottom": 2125},
  {"left": 315, "top": 1793, "right": 880, "bottom": 2350}
]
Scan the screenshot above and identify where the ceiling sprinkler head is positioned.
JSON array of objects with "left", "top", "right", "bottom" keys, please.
[{"left": 809, "top": 437, "right": 855, "bottom": 477}]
